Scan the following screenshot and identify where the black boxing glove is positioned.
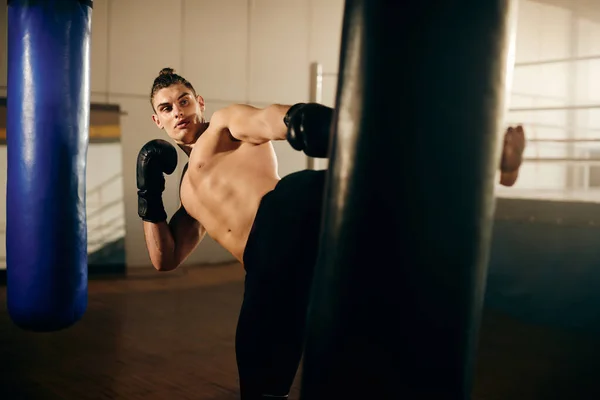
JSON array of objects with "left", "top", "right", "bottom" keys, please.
[
  {"left": 284, "top": 102, "right": 333, "bottom": 158},
  {"left": 136, "top": 139, "right": 178, "bottom": 223}
]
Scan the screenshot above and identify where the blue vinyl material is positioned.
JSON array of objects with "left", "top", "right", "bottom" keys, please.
[{"left": 6, "top": 0, "right": 92, "bottom": 331}]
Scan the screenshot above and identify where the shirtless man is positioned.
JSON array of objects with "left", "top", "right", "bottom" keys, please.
[{"left": 137, "top": 68, "right": 526, "bottom": 399}]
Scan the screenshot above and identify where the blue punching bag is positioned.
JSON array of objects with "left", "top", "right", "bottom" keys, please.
[{"left": 6, "top": 0, "right": 92, "bottom": 331}]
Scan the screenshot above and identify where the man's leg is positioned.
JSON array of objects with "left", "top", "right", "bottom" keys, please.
[
  {"left": 235, "top": 263, "right": 314, "bottom": 399},
  {"left": 235, "top": 170, "right": 325, "bottom": 399}
]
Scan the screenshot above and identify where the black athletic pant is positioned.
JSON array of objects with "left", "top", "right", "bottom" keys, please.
[{"left": 236, "top": 169, "right": 326, "bottom": 399}]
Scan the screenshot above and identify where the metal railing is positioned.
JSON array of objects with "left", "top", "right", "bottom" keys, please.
[
  {"left": 86, "top": 173, "right": 125, "bottom": 254},
  {"left": 0, "top": 173, "right": 125, "bottom": 268}
]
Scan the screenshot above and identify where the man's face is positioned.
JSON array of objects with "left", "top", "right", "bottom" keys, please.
[{"left": 151, "top": 83, "right": 205, "bottom": 145}]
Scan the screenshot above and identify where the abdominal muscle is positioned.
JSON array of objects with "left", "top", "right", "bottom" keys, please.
[{"left": 180, "top": 142, "right": 280, "bottom": 263}]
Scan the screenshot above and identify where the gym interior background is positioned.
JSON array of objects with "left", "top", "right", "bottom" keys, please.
[
  {"left": 0, "top": 0, "right": 599, "bottom": 269},
  {"left": 2, "top": 0, "right": 600, "bottom": 399}
]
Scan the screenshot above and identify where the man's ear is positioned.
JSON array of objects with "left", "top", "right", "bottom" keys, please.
[
  {"left": 197, "top": 95, "right": 205, "bottom": 112},
  {"left": 151, "top": 114, "right": 163, "bottom": 129}
]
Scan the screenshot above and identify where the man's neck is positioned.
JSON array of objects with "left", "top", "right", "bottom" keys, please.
[
  {"left": 177, "top": 142, "right": 193, "bottom": 157},
  {"left": 175, "top": 121, "right": 209, "bottom": 157}
]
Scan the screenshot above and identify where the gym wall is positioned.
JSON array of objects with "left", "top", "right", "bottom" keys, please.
[{"left": 0, "top": 0, "right": 345, "bottom": 269}]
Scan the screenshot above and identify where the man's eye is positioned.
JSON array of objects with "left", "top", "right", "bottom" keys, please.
[{"left": 181, "top": 100, "right": 188, "bottom": 106}]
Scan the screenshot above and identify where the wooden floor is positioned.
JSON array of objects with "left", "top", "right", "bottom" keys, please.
[
  {"left": 1, "top": 263, "right": 600, "bottom": 399},
  {"left": 0, "top": 263, "right": 301, "bottom": 400}
]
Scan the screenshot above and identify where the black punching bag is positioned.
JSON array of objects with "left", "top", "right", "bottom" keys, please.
[{"left": 301, "top": 1, "right": 517, "bottom": 399}]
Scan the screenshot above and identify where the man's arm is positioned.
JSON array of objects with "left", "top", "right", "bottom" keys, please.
[
  {"left": 213, "top": 104, "right": 292, "bottom": 144},
  {"left": 214, "top": 102, "right": 334, "bottom": 159},
  {"left": 137, "top": 140, "right": 205, "bottom": 271},
  {"left": 143, "top": 206, "right": 206, "bottom": 271}
]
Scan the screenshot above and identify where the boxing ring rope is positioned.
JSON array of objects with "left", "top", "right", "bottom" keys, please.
[
  {"left": 510, "top": 104, "right": 600, "bottom": 112},
  {"left": 529, "top": 138, "right": 600, "bottom": 142},
  {"left": 311, "top": 63, "right": 600, "bottom": 114},
  {"left": 310, "top": 52, "right": 600, "bottom": 197},
  {"left": 310, "top": 63, "right": 600, "bottom": 170},
  {"left": 519, "top": 158, "right": 600, "bottom": 163},
  {"left": 514, "top": 53, "right": 600, "bottom": 67},
  {"left": 309, "top": 55, "right": 600, "bottom": 199}
]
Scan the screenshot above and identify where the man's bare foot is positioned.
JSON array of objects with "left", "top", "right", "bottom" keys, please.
[{"left": 499, "top": 125, "right": 526, "bottom": 187}]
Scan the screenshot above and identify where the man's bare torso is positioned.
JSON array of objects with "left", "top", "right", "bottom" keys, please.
[{"left": 179, "top": 129, "right": 280, "bottom": 262}]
